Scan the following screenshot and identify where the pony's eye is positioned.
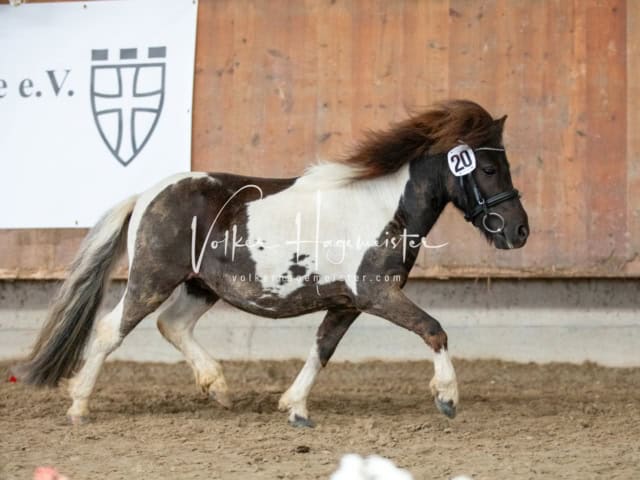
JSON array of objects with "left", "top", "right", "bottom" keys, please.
[{"left": 482, "top": 166, "right": 497, "bottom": 175}]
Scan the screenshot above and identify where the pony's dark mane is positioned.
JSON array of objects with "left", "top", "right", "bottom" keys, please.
[{"left": 338, "top": 99, "right": 504, "bottom": 180}]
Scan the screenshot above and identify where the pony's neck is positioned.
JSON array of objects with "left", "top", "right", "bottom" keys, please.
[
  {"left": 400, "top": 155, "right": 450, "bottom": 239},
  {"left": 294, "top": 158, "right": 451, "bottom": 248},
  {"left": 295, "top": 158, "right": 449, "bottom": 238}
]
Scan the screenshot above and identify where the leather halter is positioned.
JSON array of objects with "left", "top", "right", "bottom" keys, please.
[{"left": 459, "top": 147, "right": 520, "bottom": 233}]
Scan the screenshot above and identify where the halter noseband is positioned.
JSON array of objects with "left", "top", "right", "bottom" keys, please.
[{"left": 459, "top": 146, "right": 520, "bottom": 234}]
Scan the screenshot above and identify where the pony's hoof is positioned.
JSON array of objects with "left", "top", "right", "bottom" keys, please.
[
  {"left": 435, "top": 397, "right": 457, "bottom": 419},
  {"left": 210, "top": 390, "right": 233, "bottom": 409},
  {"left": 278, "top": 396, "right": 290, "bottom": 412},
  {"left": 66, "top": 414, "right": 90, "bottom": 426},
  {"left": 289, "top": 414, "right": 315, "bottom": 428}
]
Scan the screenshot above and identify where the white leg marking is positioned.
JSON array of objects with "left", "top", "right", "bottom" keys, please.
[
  {"left": 430, "top": 348, "right": 459, "bottom": 405},
  {"left": 279, "top": 345, "right": 322, "bottom": 422},
  {"left": 67, "top": 299, "right": 124, "bottom": 421},
  {"left": 156, "top": 285, "right": 230, "bottom": 407}
]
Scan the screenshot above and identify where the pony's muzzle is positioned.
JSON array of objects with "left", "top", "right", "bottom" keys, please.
[
  {"left": 490, "top": 215, "right": 529, "bottom": 249},
  {"left": 504, "top": 221, "right": 529, "bottom": 248}
]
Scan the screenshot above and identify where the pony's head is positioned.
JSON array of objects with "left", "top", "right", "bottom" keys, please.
[
  {"left": 335, "top": 99, "right": 529, "bottom": 249},
  {"left": 449, "top": 136, "right": 529, "bottom": 249},
  {"left": 427, "top": 103, "right": 529, "bottom": 249},
  {"left": 402, "top": 100, "right": 529, "bottom": 249}
]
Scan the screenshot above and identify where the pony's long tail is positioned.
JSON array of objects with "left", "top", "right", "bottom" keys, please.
[{"left": 12, "top": 195, "right": 138, "bottom": 387}]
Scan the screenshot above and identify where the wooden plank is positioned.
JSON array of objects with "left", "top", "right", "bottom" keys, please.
[
  {"left": 555, "top": 0, "right": 589, "bottom": 274},
  {"left": 401, "top": 0, "right": 449, "bottom": 107},
  {"left": 351, "top": 0, "right": 396, "bottom": 138},
  {"left": 313, "top": 0, "right": 354, "bottom": 161},
  {"left": 191, "top": 0, "right": 236, "bottom": 172},
  {"left": 226, "top": 0, "right": 265, "bottom": 175},
  {"left": 584, "top": 0, "right": 627, "bottom": 265},
  {"left": 625, "top": 0, "right": 640, "bottom": 275}
]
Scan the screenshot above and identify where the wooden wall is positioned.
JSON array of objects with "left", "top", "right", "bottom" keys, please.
[{"left": 1, "top": 0, "right": 638, "bottom": 279}]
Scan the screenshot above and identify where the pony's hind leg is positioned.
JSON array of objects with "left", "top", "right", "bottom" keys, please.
[
  {"left": 156, "top": 282, "right": 231, "bottom": 408},
  {"left": 67, "top": 278, "right": 178, "bottom": 424},
  {"left": 66, "top": 298, "right": 125, "bottom": 424},
  {"left": 279, "top": 309, "right": 359, "bottom": 427}
]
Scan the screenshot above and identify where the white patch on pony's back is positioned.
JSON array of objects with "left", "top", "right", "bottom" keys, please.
[
  {"left": 127, "top": 172, "right": 213, "bottom": 268},
  {"left": 245, "top": 163, "right": 410, "bottom": 295},
  {"left": 295, "top": 161, "right": 363, "bottom": 190}
]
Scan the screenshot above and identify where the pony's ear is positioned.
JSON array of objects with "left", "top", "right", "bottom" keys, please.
[{"left": 494, "top": 115, "right": 508, "bottom": 132}]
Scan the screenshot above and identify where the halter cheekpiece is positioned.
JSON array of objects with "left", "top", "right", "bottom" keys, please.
[{"left": 455, "top": 146, "right": 520, "bottom": 234}]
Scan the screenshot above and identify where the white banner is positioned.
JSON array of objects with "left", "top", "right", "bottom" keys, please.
[{"left": 0, "top": 0, "right": 197, "bottom": 227}]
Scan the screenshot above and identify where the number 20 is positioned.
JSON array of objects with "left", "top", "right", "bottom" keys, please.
[{"left": 451, "top": 150, "right": 473, "bottom": 172}]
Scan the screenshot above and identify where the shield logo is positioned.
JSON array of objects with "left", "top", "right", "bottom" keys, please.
[{"left": 90, "top": 47, "right": 166, "bottom": 166}]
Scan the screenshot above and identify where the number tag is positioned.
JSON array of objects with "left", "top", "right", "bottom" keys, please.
[{"left": 447, "top": 144, "right": 476, "bottom": 177}]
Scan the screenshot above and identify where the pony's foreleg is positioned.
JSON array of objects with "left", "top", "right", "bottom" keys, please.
[
  {"left": 66, "top": 299, "right": 124, "bottom": 424},
  {"left": 279, "top": 309, "right": 359, "bottom": 427},
  {"left": 156, "top": 284, "right": 231, "bottom": 408},
  {"left": 359, "top": 288, "right": 458, "bottom": 418}
]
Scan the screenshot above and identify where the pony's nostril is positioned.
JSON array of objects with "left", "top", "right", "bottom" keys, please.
[{"left": 517, "top": 224, "right": 529, "bottom": 239}]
